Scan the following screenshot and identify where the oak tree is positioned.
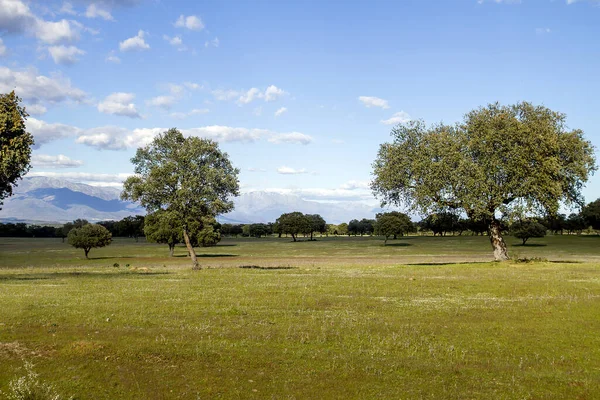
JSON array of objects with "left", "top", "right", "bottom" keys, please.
[
  {"left": 372, "top": 102, "right": 595, "bottom": 260},
  {"left": 122, "top": 128, "right": 239, "bottom": 269}
]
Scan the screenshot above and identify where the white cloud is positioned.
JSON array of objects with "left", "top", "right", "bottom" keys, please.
[
  {"left": 381, "top": 111, "right": 411, "bottom": 125},
  {"left": 339, "top": 180, "right": 370, "bottom": 190},
  {"left": 212, "top": 89, "right": 240, "bottom": 101},
  {"left": 27, "top": 171, "right": 131, "bottom": 185},
  {"left": 105, "top": 52, "right": 120, "bottom": 63},
  {"left": 48, "top": 45, "right": 85, "bottom": 65},
  {"left": 98, "top": 92, "right": 141, "bottom": 118},
  {"left": 268, "top": 132, "right": 312, "bottom": 145},
  {"left": 25, "top": 103, "right": 47, "bottom": 115},
  {"left": 274, "top": 107, "right": 287, "bottom": 117},
  {"left": 0, "top": 66, "right": 86, "bottom": 106},
  {"left": 175, "top": 14, "right": 204, "bottom": 31},
  {"left": 184, "top": 82, "right": 202, "bottom": 90},
  {"left": 238, "top": 88, "right": 262, "bottom": 105},
  {"left": 119, "top": 30, "right": 149, "bottom": 52},
  {"left": 0, "top": 38, "right": 5, "bottom": 56},
  {"left": 163, "top": 34, "right": 186, "bottom": 51},
  {"left": 264, "top": 85, "right": 286, "bottom": 102},
  {"left": 146, "top": 95, "right": 175, "bottom": 110},
  {"left": 59, "top": 2, "right": 77, "bottom": 16},
  {"left": 358, "top": 96, "right": 389, "bottom": 109},
  {"left": 205, "top": 37, "right": 219, "bottom": 47},
  {"left": 277, "top": 166, "right": 308, "bottom": 175},
  {"left": 27, "top": 117, "right": 81, "bottom": 147},
  {"left": 31, "top": 154, "right": 83, "bottom": 168},
  {"left": 35, "top": 19, "right": 80, "bottom": 44},
  {"left": 0, "top": 0, "right": 80, "bottom": 44},
  {"left": 85, "top": 3, "right": 114, "bottom": 20}
]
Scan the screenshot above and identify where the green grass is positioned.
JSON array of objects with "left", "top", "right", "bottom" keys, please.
[{"left": 1, "top": 235, "right": 600, "bottom": 399}]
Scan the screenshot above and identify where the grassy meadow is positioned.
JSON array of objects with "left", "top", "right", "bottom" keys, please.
[{"left": 1, "top": 235, "right": 600, "bottom": 399}]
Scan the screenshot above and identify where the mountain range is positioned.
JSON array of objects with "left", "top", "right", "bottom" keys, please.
[{"left": 0, "top": 177, "right": 381, "bottom": 225}]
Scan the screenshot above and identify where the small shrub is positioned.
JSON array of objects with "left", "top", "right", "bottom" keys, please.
[
  {"left": 1, "top": 362, "right": 71, "bottom": 400},
  {"left": 113, "top": 263, "right": 120, "bottom": 268},
  {"left": 125, "top": 264, "right": 130, "bottom": 268}
]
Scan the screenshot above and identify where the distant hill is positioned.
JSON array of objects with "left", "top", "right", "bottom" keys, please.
[{"left": 0, "top": 177, "right": 381, "bottom": 224}]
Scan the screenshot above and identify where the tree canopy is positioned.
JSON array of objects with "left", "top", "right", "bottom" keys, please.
[
  {"left": 121, "top": 128, "right": 239, "bottom": 269},
  {"left": 372, "top": 102, "right": 596, "bottom": 260},
  {"left": 511, "top": 220, "right": 547, "bottom": 245},
  {"left": 276, "top": 212, "right": 312, "bottom": 242},
  {"left": 68, "top": 224, "right": 112, "bottom": 259},
  {"left": 0, "top": 91, "right": 34, "bottom": 208},
  {"left": 375, "top": 211, "right": 414, "bottom": 243}
]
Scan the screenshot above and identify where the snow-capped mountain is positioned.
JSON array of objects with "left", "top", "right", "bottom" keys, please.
[{"left": 0, "top": 177, "right": 381, "bottom": 224}]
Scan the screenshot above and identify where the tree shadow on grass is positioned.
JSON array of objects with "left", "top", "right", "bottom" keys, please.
[
  {"left": 383, "top": 242, "right": 412, "bottom": 247},
  {"left": 405, "top": 261, "right": 492, "bottom": 266},
  {"left": 173, "top": 254, "right": 238, "bottom": 258},
  {"left": 0, "top": 270, "right": 169, "bottom": 281},
  {"left": 512, "top": 243, "right": 547, "bottom": 247}
]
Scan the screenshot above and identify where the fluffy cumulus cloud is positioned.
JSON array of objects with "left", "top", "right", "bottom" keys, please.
[
  {"left": 48, "top": 45, "right": 85, "bottom": 65},
  {"left": 175, "top": 14, "right": 204, "bottom": 31},
  {"left": 381, "top": 111, "right": 411, "bottom": 125},
  {"left": 274, "top": 107, "right": 287, "bottom": 117},
  {"left": 264, "top": 85, "right": 286, "bottom": 102},
  {"left": 97, "top": 92, "right": 141, "bottom": 118},
  {"left": 0, "top": 66, "right": 86, "bottom": 107},
  {"left": 0, "top": 0, "right": 83, "bottom": 44},
  {"left": 26, "top": 117, "right": 81, "bottom": 147},
  {"left": 25, "top": 104, "right": 47, "bottom": 115},
  {"left": 27, "top": 116, "right": 314, "bottom": 150},
  {"left": 216, "top": 85, "right": 287, "bottom": 105},
  {"left": 277, "top": 166, "right": 308, "bottom": 175},
  {"left": 119, "top": 30, "right": 149, "bottom": 52},
  {"left": 358, "top": 96, "right": 389, "bottom": 109},
  {"left": 85, "top": 3, "right": 114, "bottom": 20},
  {"left": 31, "top": 154, "right": 84, "bottom": 168}
]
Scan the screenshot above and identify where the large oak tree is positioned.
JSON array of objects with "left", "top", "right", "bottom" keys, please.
[
  {"left": 372, "top": 102, "right": 595, "bottom": 260},
  {"left": 1, "top": 91, "right": 34, "bottom": 208},
  {"left": 122, "top": 128, "right": 239, "bottom": 269}
]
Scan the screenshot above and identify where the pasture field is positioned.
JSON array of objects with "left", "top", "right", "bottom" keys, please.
[{"left": 1, "top": 235, "right": 600, "bottom": 399}]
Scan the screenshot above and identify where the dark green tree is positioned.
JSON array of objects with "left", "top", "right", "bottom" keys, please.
[
  {"left": 144, "top": 211, "right": 181, "bottom": 256},
  {"left": 511, "top": 220, "right": 547, "bottom": 245},
  {"left": 68, "top": 224, "right": 112, "bottom": 259},
  {"left": 375, "top": 211, "right": 413, "bottom": 243},
  {"left": 249, "top": 223, "right": 269, "bottom": 238},
  {"left": 276, "top": 212, "right": 312, "bottom": 242},
  {"left": 582, "top": 198, "right": 600, "bottom": 231},
  {"left": 121, "top": 128, "right": 239, "bottom": 269},
  {"left": 372, "top": 102, "right": 596, "bottom": 260},
  {"left": 1, "top": 92, "right": 34, "bottom": 208},
  {"left": 307, "top": 214, "right": 326, "bottom": 240}
]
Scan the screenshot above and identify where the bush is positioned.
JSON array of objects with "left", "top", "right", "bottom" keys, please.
[
  {"left": 511, "top": 220, "right": 547, "bottom": 245},
  {"left": 1, "top": 362, "right": 70, "bottom": 400}
]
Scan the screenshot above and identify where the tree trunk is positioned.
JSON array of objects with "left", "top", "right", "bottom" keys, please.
[
  {"left": 183, "top": 228, "right": 200, "bottom": 270},
  {"left": 488, "top": 218, "right": 509, "bottom": 261},
  {"left": 310, "top": 232, "right": 313, "bottom": 241},
  {"left": 169, "top": 244, "right": 174, "bottom": 257},
  {"left": 84, "top": 248, "right": 90, "bottom": 259},
  {"left": 291, "top": 233, "right": 297, "bottom": 242}
]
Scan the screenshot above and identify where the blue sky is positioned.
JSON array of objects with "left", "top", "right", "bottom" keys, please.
[{"left": 1, "top": 0, "right": 599, "bottom": 207}]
